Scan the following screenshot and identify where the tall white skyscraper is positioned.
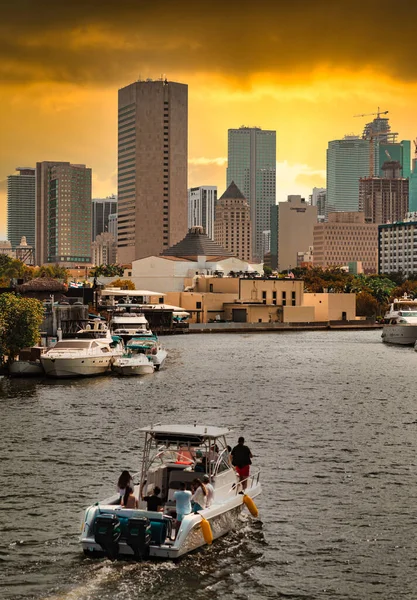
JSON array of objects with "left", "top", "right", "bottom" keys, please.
[
  {"left": 188, "top": 186, "right": 217, "bottom": 240},
  {"left": 227, "top": 126, "right": 276, "bottom": 261}
]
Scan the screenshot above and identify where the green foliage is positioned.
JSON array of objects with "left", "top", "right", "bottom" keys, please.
[
  {"left": 34, "top": 264, "right": 70, "bottom": 282},
  {"left": 0, "top": 293, "right": 44, "bottom": 363},
  {"left": 263, "top": 265, "right": 272, "bottom": 275},
  {"left": 89, "top": 264, "right": 124, "bottom": 277},
  {"left": 108, "top": 278, "right": 135, "bottom": 290},
  {"left": 0, "top": 256, "right": 34, "bottom": 286}
]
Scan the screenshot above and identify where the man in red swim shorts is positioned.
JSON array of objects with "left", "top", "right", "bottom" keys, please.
[{"left": 231, "top": 436, "right": 253, "bottom": 490}]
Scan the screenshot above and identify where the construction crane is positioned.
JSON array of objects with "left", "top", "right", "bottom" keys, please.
[{"left": 353, "top": 107, "right": 389, "bottom": 118}]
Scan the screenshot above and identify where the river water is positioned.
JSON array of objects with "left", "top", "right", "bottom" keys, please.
[{"left": 1, "top": 330, "right": 417, "bottom": 600}]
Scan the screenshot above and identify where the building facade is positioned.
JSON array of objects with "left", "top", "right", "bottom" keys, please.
[
  {"left": 226, "top": 126, "right": 276, "bottom": 261},
  {"left": 214, "top": 182, "right": 252, "bottom": 261},
  {"left": 409, "top": 157, "right": 417, "bottom": 212},
  {"left": 117, "top": 78, "right": 188, "bottom": 263},
  {"left": 359, "top": 161, "right": 409, "bottom": 224},
  {"left": 271, "top": 196, "right": 317, "bottom": 272},
  {"left": 35, "top": 162, "right": 92, "bottom": 266},
  {"left": 188, "top": 186, "right": 217, "bottom": 240},
  {"left": 326, "top": 136, "right": 370, "bottom": 213},
  {"left": 108, "top": 213, "right": 118, "bottom": 241},
  {"left": 92, "top": 195, "right": 117, "bottom": 241},
  {"left": 378, "top": 220, "right": 417, "bottom": 277},
  {"left": 7, "top": 167, "right": 36, "bottom": 250},
  {"left": 91, "top": 232, "right": 117, "bottom": 266},
  {"left": 313, "top": 212, "right": 378, "bottom": 273}
]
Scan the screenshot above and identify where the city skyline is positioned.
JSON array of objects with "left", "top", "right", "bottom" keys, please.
[{"left": 1, "top": 1, "right": 417, "bottom": 239}]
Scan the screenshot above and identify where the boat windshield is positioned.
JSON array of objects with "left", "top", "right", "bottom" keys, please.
[
  {"left": 399, "top": 311, "right": 417, "bottom": 317},
  {"left": 52, "top": 341, "right": 91, "bottom": 349}
]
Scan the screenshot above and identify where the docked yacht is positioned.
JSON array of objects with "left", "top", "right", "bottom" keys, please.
[
  {"left": 80, "top": 424, "right": 261, "bottom": 560},
  {"left": 112, "top": 353, "right": 155, "bottom": 376},
  {"left": 381, "top": 295, "right": 417, "bottom": 345},
  {"left": 41, "top": 322, "right": 124, "bottom": 378},
  {"left": 126, "top": 335, "right": 167, "bottom": 370},
  {"left": 109, "top": 312, "right": 153, "bottom": 343}
]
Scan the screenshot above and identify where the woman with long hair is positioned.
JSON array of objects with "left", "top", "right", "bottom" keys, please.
[
  {"left": 191, "top": 478, "right": 207, "bottom": 512},
  {"left": 117, "top": 470, "right": 133, "bottom": 500}
]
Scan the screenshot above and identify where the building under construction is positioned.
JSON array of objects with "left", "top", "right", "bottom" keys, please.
[{"left": 359, "top": 160, "right": 409, "bottom": 224}]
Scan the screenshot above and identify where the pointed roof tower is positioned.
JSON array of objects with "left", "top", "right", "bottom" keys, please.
[
  {"left": 218, "top": 181, "right": 247, "bottom": 202},
  {"left": 161, "top": 226, "right": 234, "bottom": 259}
]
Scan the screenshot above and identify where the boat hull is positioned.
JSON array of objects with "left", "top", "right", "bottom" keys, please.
[
  {"left": 152, "top": 349, "right": 167, "bottom": 370},
  {"left": 41, "top": 356, "right": 113, "bottom": 378},
  {"left": 381, "top": 324, "right": 417, "bottom": 345},
  {"left": 9, "top": 360, "right": 44, "bottom": 377},
  {"left": 113, "top": 363, "right": 154, "bottom": 376}
]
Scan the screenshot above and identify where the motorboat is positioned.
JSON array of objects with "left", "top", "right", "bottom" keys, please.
[
  {"left": 41, "top": 322, "right": 124, "bottom": 378},
  {"left": 9, "top": 347, "right": 45, "bottom": 377},
  {"left": 112, "top": 353, "right": 155, "bottom": 376},
  {"left": 80, "top": 424, "right": 261, "bottom": 560},
  {"left": 126, "top": 335, "right": 168, "bottom": 370},
  {"left": 381, "top": 295, "right": 417, "bottom": 345},
  {"left": 109, "top": 311, "right": 154, "bottom": 343}
]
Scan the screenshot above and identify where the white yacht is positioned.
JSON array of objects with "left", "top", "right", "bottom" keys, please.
[
  {"left": 80, "top": 424, "right": 261, "bottom": 560},
  {"left": 381, "top": 295, "right": 417, "bottom": 345},
  {"left": 112, "top": 353, "right": 155, "bottom": 376},
  {"left": 109, "top": 312, "right": 153, "bottom": 343},
  {"left": 41, "top": 322, "right": 123, "bottom": 378},
  {"left": 126, "top": 335, "right": 168, "bottom": 370}
]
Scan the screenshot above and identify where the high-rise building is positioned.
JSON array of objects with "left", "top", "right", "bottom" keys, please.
[
  {"left": 227, "top": 126, "right": 276, "bottom": 261},
  {"left": 310, "top": 187, "right": 326, "bottom": 207},
  {"left": 92, "top": 195, "right": 117, "bottom": 241},
  {"left": 188, "top": 186, "right": 217, "bottom": 240},
  {"left": 326, "top": 136, "right": 370, "bottom": 213},
  {"left": 7, "top": 167, "right": 35, "bottom": 250},
  {"left": 359, "top": 161, "right": 409, "bottom": 224},
  {"left": 91, "top": 232, "right": 117, "bottom": 266},
  {"left": 409, "top": 155, "right": 417, "bottom": 212},
  {"left": 117, "top": 78, "right": 188, "bottom": 263},
  {"left": 378, "top": 141, "right": 411, "bottom": 177},
  {"left": 108, "top": 213, "right": 118, "bottom": 241},
  {"left": 271, "top": 196, "right": 317, "bottom": 272},
  {"left": 379, "top": 219, "right": 417, "bottom": 277},
  {"left": 35, "top": 162, "right": 92, "bottom": 266},
  {"left": 261, "top": 230, "right": 271, "bottom": 261},
  {"left": 313, "top": 212, "right": 378, "bottom": 273},
  {"left": 214, "top": 182, "right": 252, "bottom": 261}
]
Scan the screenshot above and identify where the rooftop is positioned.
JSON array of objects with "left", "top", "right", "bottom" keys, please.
[{"left": 161, "top": 227, "right": 233, "bottom": 258}]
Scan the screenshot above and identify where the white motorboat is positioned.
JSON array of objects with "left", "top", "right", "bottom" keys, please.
[
  {"left": 80, "top": 424, "right": 261, "bottom": 560},
  {"left": 112, "top": 353, "right": 155, "bottom": 376},
  {"left": 110, "top": 311, "right": 153, "bottom": 343},
  {"left": 126, "top": 335, "right": 167, "bottom": 370},
  {"left": 9, "top": 360, "right": 44, "bottom": 377},
  {"left": 41, "top": 322, "right": 124, "bottom": 378},
  {"left": 381, "top": 295, "right": 417, "bottom": 345}
]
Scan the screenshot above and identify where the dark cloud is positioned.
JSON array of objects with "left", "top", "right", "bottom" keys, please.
[{"left": 1, "top": 0, "right": 417, "bottom": 85}]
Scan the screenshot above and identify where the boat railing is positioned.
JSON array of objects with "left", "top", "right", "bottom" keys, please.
[{"left": 209, "top": 466, "right": 261, "bottom": 498}]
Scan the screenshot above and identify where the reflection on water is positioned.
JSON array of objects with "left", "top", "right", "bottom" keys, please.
[{"left": 1, "top": 331, "right": 417, "bottom": 600}]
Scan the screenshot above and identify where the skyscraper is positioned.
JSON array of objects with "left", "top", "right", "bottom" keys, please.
[
  {"left": 35, "top": 162, "right": 92, "bottom": 266},
  {"left": 214, "top": 181, "right": 252, "bottom": 261},
  {"left": 7, "top": 167, "right": 35, "bottom": 250},
  {"left": 227, "top": 126, "right": 276, "bottom": 261},
  {"left": 117, "top": 78, "right": 188, "bottom": 264},
  {"left": 92, "top": 195, "right": 117, "bottom": 241},
  {"left": 188, "top": 186, "right": 217, "bottom": 240},
  {"left": 326, "top": 135, "right": 370, "bottom": 213},
  {"left": 359, "top": 161, "right": 409, "bottom": 224}
]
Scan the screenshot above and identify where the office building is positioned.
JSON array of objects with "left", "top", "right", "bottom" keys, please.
[
  {"left": 310, "top": 187, "right": 326, "bottom": 207},
  {"left": 118, "top": 78, "right": 188, "bottom": 263},
  {"left": 261, "top": 230, "right": 271, "bottom": 261},
  {"left": 188, "top": 186, "right": 217, "bottom": 240},
  {"left": 313, "top": 212, "right": 378, "bottom": 273},
  {"left": 379, "top": 219, "right": 417, "bottom": 277},
  {"left": 409, "top": 156, "right": 417, "bottom": 212},
  {"left": 7, "top": 167, "right": 36, "bottom": 250},
  {"left": 271, "top": 196, "right": 317, "bottom": 272},
  {"left": 359, "top": 161, "right": 409, "bottom": 224},
  {"left": 326, "top": 136, "right": 369, "bottom": 213},
  {"left": 35, "top": 162, "right": 92, "bottom": 266},
  {"left": 108, "top": 213, "right": 118, "bottom": 241},
  {"left": 214, "top": 182, "right": 252, "bottom": 261},
  {"left": 92, "top": 195, "right": 117, "bottom": 241},
  {"left": 91, "top": 232, "right": 117, "bottom": 266},
  {"left": 227, "top": 126, "right": 276, "bottom": 261}
]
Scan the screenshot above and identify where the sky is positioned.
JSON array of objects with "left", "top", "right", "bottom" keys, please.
[{"left": 1, "top": 0, "right": 417, "bottom": 238}]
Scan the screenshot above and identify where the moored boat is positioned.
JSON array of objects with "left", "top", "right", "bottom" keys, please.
[
  {"left": 381, "top": 295, "right": 417, "bottom": 345},
  {"left": 126, "top": 335, "right": 167, "bottom": 370},
  {"left": 80, "top": 424, "right": 261, "bottom": 560},
  {"left": 112, "top": 353, "right": 155, "bottom": 376}
]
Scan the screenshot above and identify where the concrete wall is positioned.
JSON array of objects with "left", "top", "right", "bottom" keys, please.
[
  {"left": 283, "top": 305, "right": 315, "bottom": 322},
  {"left": 304, "top": 293, "right": 356, "bottom": 321}
]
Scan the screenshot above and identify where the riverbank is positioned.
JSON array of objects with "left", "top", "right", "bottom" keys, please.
[{"left": 188, "top": 321, "right": 382, "bottom": 333}]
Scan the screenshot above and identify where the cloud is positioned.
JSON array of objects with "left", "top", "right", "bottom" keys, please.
[
  {"left": 1, "top": 1, "right": 417, "bottom": 86},
  {"left": 188, "top": 157, "right": 227, "bottom": 166}
]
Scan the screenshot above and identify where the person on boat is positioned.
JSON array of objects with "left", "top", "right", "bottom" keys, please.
[
  {"left": 231, "top": 437, "right": 253, "bottom": 490},
  {"left": 117, "top": 470, "right": 133, "bottom": 501},
  {"left": 121, "top": 485, "right": 138, "bottom": 509},
  {"left": 191, "top": 478, "right": 207, "bottom": 512},
  {"left": 202, "top": 475, "right": 214, "bottom": 507},
  {"left": 173, "top": 482, "right": 192, "bottom": 537},
  {"left": 194, "top": 449, "right": 205, "bottom": 473},
  {"left": 143, "top": 486, "right": 163, "bottom": 512}
]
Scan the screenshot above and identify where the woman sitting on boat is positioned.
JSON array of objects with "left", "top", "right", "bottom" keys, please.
[
  {"left": 117, "top": 470, "right": 133, "bottom": 501},
  {"left": 121, "top": 485, "right": 138, "bottom": 509},
  {"left": 191, "top": 478, "right": 207, "bottom": 512}
]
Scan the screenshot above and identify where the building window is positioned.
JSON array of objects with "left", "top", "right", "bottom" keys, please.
[{"left": 196, "top": 301, "right": 202, "bottom": 309}]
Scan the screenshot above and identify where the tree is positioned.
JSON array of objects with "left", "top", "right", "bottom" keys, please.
[
  {"left": 0, "top": 294, "right": 44, "bottom": 365},
  {"left": 356, "top": 291, "right": 378, "bottom": 318},
  {"left": 263, "top": 265, "right": 272, "bottom": 275},
  {"left": 108, "top": 278, "right": 135, "bottom": 290},
  {"left": 34, "top": 264, "right": 70, "bottom": 282},
  {"left": 89, "top": 264, "right": 124, "bottom": 277}
]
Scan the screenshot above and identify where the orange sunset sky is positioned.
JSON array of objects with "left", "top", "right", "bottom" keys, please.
[{"left": 1, "top": 0, "right": 417, "bottom": 239}]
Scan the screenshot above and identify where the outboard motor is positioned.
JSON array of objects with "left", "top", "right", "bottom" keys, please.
[
  {"left": 125, "top": 517, "right": 152, "bottom": 560},
  {"left": 94, "top": 514, "right": 121, "bottom": 560}
]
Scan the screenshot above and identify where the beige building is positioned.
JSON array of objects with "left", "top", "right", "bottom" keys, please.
[
  {"left": 214, "top": 182, "right": 252, "bottom": 261},
  {"left": 313, "top": 212, "right": 378, "bottom": 273},
  {"left": 35, "top": 161, "right": 92, "bottom": 266},
  {"left": 359, "top": 161, "right": 409, "bottom": 224},
  {"left": 117, "top": 78, "right": 188, "bottom": 264},
  {"left": 91, "top": 232, "right": 117, "bottom": 266},
  {"left": 274, "top": 196, "right": 317, "bottom": 271}
]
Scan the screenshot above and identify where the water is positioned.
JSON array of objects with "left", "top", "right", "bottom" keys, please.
[{"left": 1, "top": 330, "right": 417, "bottom": 600}]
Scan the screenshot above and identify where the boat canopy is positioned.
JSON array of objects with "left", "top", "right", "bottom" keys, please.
[{"left": 140, "top": 424, "right": 233, "bottom": 443}]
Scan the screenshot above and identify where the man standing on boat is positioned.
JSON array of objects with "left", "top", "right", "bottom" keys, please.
[{"left": 231, "top": 437, "right": 253, "bottom": 490}]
